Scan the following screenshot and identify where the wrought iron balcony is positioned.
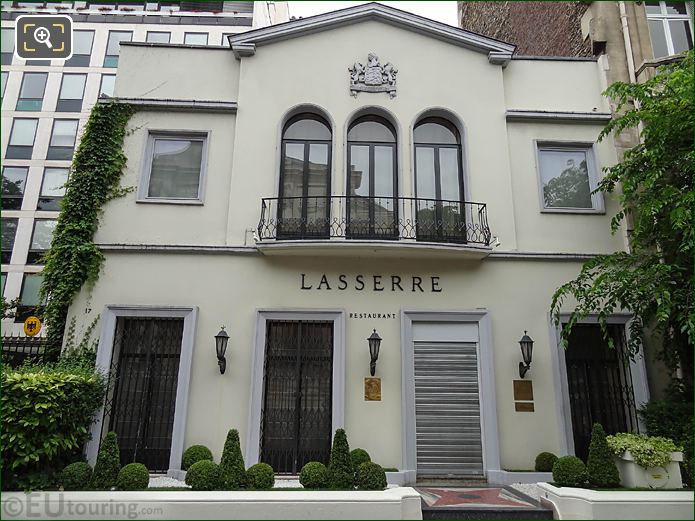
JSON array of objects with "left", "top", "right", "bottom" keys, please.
[{"left": 257, "top": 196, "right": 491, "bottom": 246}]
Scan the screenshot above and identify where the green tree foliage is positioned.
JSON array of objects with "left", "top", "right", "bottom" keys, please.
[
  {"left": 327, "top": 428, "right": 354, "bottom": 489},
  {"left": 219, "top": 429, "right": 246, "bottom": 489},
  {"left": 350, "top": 448, "right": 371, "bottom": 470},
  {"left": 355, "top": 462, "right": 387, "bottom": 490},
  {"left": 116, "top": 463, "right": 149, "bottom": 490},
  {"left": 552, "top": 456, "right": 588, "bottom": 487},
  {"left": 181, "top": 445, "right": 213, "bottom": 471},
  {"left": 185, "top": 460, "right": 221, "bottom": 491},
  {"left": 535, "top": 452, "right": 558, "bottom": 472},
  {"left": 551, "top": 51, "right": 694, "bottom": 390},
  {"left": 60, "top": 462, "right": 93, "bottom": 491},
  {"left": 299, "top": 461, "right": 329, "bottom": 489},
  {"left": 587, "top": 424, "right": 620, "bottom": 487},
  {"left": 246, "top": 463, "right": 274, "bottom": 489},
  {"left": 91, "top": 432, "right": 121, "bottom": 490}
]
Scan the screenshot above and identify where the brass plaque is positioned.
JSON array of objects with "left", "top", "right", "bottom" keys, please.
[
  {"left": 513, "top": 380, "right": 534, "bottom": 401},
  {"left": 364, "top": 377, "right": 382, "bottom": 401},
  {"left": 515, "top": 402, "right": 535, "bottom": 412}
]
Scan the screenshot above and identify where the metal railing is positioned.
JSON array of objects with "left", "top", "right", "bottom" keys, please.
[
  {"left": 258, "top": 195, "right": 491, "bottom": 246},
  {"left": 1, "top": 335, "right": 56, "bottom": 367}
]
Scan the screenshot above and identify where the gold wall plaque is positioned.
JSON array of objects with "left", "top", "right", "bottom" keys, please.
[
  {"left": 364, "top": 377, "right": 382, "bottom": 401},
  {"left": 515, "top": 402, "right": 535, "bottom": 412},
  {"left": 513, "top": 380, "right": 534, "bottom": 401}
]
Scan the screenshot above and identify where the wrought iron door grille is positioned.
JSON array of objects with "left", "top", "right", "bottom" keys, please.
[
  {"left": 101, "top": 317, "right": 184, "bottom": 473},
  {"left": 564, "top": 323, "right": 638, "bottom": 462},
  {"left": 260, "top": 320, "right": 333, "bottom": 474}
]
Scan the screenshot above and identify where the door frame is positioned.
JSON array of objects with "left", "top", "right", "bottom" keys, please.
[
  {"left": 400, "top": 309, "right": 501, "bottom": 481},
  {"left": 246, "top": 309, "right": 345, "bottom": 466},
  {"left": 86, "top": 305, "right": 198, "bottom": 473},
  {"left": 548, "top": 313, "right": 650, "bottom": 456}
]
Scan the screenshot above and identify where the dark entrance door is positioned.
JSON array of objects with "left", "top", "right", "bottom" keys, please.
[
  {"left": 260, "top": 320, "right": 333, "bottom": 474},
  {"left": 564, "top": 323, "right": 638, "bottom": 461},
  {"left": 104, "top": 317, "right": 184, "bottom": 472}
]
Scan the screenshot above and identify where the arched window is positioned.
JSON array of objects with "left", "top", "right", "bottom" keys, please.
[
  {"left": 278, "top": 114, "right": 331, "bottom": 238},
  {"left": 413, "top": 117, "right": 465, "bottom": 242},
  {"left": 347, "top": 115, "right": 398, "bottom": 239}
]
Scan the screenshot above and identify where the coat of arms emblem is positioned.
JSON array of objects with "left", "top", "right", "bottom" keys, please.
[{"left": 348, "top": 53, "right": 398, "bottom": 98}]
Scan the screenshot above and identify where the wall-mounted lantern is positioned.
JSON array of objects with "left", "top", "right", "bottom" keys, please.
[
  {"left": 518, "top": 330, "right": 534, "bottom": 379},
  {"left": 215, "top": 326, "right": 229, "bottom": 374},
  {"left": 368, "top": 329, "right": 382, "bottom": 376}
]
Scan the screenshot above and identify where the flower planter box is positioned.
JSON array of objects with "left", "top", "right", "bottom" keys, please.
[{"left": 614, "top": 451, "right": 683, "bottom": 489}]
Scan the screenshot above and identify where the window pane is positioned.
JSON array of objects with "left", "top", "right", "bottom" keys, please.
[
  {"left": 2, "top": 218, "right": 18, "bottom": 250},
  {"left": 348, "top": 120, "right": 395, "bottom": 142},
  {"left": 348, "top": 145, "right": 369, "bottom": 196},
  {"left": 148, "top": 138, "right": 203, "bottom": 198},
  {"left": 41, "top": 168, "right": 69, "bottom": 197},
  {"left": 645, "top": 1, "right": 663, "bottom": 14},
  {"left": 2, "top": 167, "right": 28, "bottom": 196},
  {"left": 649, "top": 19, "right": 670, "bottom": 57},
  {"left": 59, "top": 74, "right": 86, "bottom": 100},
  {"left": 306, "top": 144, "right": 329, "bottom": 227},
  {"left": 1, "top": 273, "right": 6, "bottom": 294},
  {"left": 184, "top": 33, "right": 208, "bottom": 45},
  {"left": 416, "top": 147, "right": 436, "bottom": 200},
  {"left": 106, "top": 31, "right": 132, "bottom": 55},
  {"left": 146, "top": 31, "right": 170, "bottom": 43},
  {"left": 100, "top": 75, "right": 116, "bottom": 97},
  {"left": 1, "top": 72, "right": 7, "bottom": 97},
  {"left": 374, "top": 146, "right": 394, "bottom": 197},
  {"left": 284, "top": 118, "right": 331, "bottom": 140},
  {"left": 10, "top": 119, "right": 38, "bottom": 145},
  {"left": 282, "top": 142, "right": 305, "bottom": 198},
  {"left": 540, "top": 149, "right": 593, "bottom": 209},
  {"left": 73, "top": 30, "right": 94, "bottom": 55},
  {"left": 50, "top": 120, "right": 78, "bottom": 147},
  {"left": 31, "top": 220, "right": 56, "bottom": 250},
  {"left": 669, "top": 20, "right": 693, "bottom": 53},
  {"left": 439, "top": 148, "right": 461, "bottom": 201},
  {"left": 20, "top": 274, "right": 44, "bottom": 306},
  {"left": 414, "top": 122, "right": 458, "bottom": 144},
  {"left": 20, "top": 73, "right": 47, "bottom": 99},
  {"left": 664, "top": 2, "right": 688, "bottom": 15},
  {"left": 1, "top": 28, "right": 14, "bottom": 52}
]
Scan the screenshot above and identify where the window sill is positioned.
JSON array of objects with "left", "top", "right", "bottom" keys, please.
[
  {"left": 540, "top": 208, "right": 605, "bottom": 215},
  {"left": 136, "top": 198, "right": 204, "bottom": 206}
]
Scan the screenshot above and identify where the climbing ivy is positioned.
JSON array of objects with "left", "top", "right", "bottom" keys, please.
[{"left": 40, "top": 101, "right": 134, "bottom": 353}]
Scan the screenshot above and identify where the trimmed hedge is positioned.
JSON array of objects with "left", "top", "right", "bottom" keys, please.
[
  {"left": 1, "top": 362, "right": 105, "bottom": 490},
  {"left": 185, "top": 460, "right": 221, "bottom": 491},
  {"left": 535, "top": 452, "right": 558, "bottom": 472},
  {"left": 299, "top": 461, "right": 329, "bottom": 489},
  {"left": 587, "top": 424, "right": 620, "bottom": 487},
  {"left": 552, "top": 456, "right": 588, "bottom": 487},
  {"left": 350, "top": 448, "right": 371, "bottom": 470},
  {"left": 60, "top": 462, "right": 92, "bottom": 491},
  {"left": 117, "top": 463, "right": 149, "bottom": 491},
  {"left": 355, "top": 462, "right": 387, "bottom": 490},
  {"left": 220, "top": 429, "right": 246, "bottom": 489},
  {"left": 246, "top": 463, "right": 274, "bottom": 489},
  {"left": 182, "top": 445, "right": 213, "bottom": 471},
  {"left": 328, "top": 429, "right": 353, "bottom": 489},
  {"left": 91, "top": 432, "right": 121, "bottom": 490}
]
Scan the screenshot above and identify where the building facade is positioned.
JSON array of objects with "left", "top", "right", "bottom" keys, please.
[
  {"left": 0, "top": 1, "right": 288, "bottom": 333},
  {"left": 58, "top": 3, "right": 651, "bottom": 482}
]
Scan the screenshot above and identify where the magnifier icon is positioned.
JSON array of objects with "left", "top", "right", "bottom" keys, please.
[{"left": 33, "top": 26, "right": 53, "bottom": 49}]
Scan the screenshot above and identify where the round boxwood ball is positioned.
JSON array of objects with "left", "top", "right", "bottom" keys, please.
[
  {"left": 185, "top": 460, "right": 221, "bottom": 491},
  {"left": 355, "top": 462, "right": 387, "bottom": 490},
  {"left": 299, "top": 461, "right": 329, "bottom": 489},
  {"left": 350, "top": 448, "right": 371, "bottom": 470},
  {"left": 61, "top": 462, "right": 93, "bottom": 491},
  {"left": 552, "top": 456, "right": 588, "bottom": 487},
  {"left": 246, "top": 463, "right": 274, "bottom": 490},
  {"left": 117, "top": 463, "right": 149, "bottom": 491},
  {"left": 535, "top": 452, "right": 559, "bottom": 472},
  {"left": 182, "top": 445, "right": 213, "bottom": 471}
]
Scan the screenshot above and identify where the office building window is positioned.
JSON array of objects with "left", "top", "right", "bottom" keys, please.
[
  {"left": 184, "top": 32, "right": 208, "bottom": 45},
  {"left": 37, "top": 167, "right": 69, "bottom": 211},
  {"left": 16, "top": 273, "right": 45, "bottom": 323},
  {"left": 57, "top": 74, "right": 87, "bottom": 112},
  {"left": 47, "top": 120, "right": 79, "bottom": 160},
  {"left": 646, "top": 1, "right": 693, "bottom": 57},
  {"left": 99, "top": 74, "right": 116, "bottom": 98},
  {"left": 27, "top": 219, "right": 57, "bottom": 265},
  {"left": 104, "top": 31, "right": 132, "bottom": 67},
  {"left": 146, "top": 31, "right": 171, "bottom": 43},
  {"left": 1, "top": 28, "right": 14, "bottom": 65},
  {"left": 2, "top": 166, "right": 29, "bottom": 210},
  {"left": 1, "top": 218, "right": 18, "bottom": 264},
  {"left": 6, "top": 119, "right": 38, "bottom": 160},
  {"left": 66, "top": 30, "right": 94, "bottom": 67},
  {"left": 16, "top": 73, "right": 48, "bottom": 111}
]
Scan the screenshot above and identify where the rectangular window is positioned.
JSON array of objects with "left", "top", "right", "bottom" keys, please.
[
  {"left": 104, "top": 31, "right": 132, "bottom": 67},
  {"left": 2, "top": 166, "right": 29, "bottom": 211},
  {"left": 37, "top": 167, "right": 69, "bottom": 211},
  {"left": 1, "top": 28, "right": 14, "bottom": 65},
  {"left": 6, "top": 118, "right": 38, "bottom": 160},
  {"left": 146, "top": 31, "right": 171, "bottom": 43},
  {"left": 1, "top": 71, "right": 8, "bottom": 99},
  {"left": 66, "top": 30, "right": 94, "bottom": 67},
  {"left": 57, "top": 74, "right": 87, "bottom": 112},
  {"left": 47, "top": 119, "right": 79, "bottom": 160},
  {"left": 1, "top": 217, "right": 18, "bottom": 264},
  {"left": 16, "top": 273, "right": 45, "bottom": 323},
  {"left": 184, "top": 32, "right": 208, "bottom": 46},
  {"left": 16, "top": 73, "right": 48, "bottom": 111},
  {"left": 99, "top": 74, "right": 116, "bottom": 98},
  {"left": 537, "top": 143, "right": 602, "bottom": 212},
  {"left": 27, "top": 219, "right": 57, "bottom": 265},
  {"left": 646, "top": 1, "right": 693, "bottom": 57},
  {"left": 140, "top": 132, "right": 207, "bottom": 202}
]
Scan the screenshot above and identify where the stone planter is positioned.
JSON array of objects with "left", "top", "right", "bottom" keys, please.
[{"left": 614, "top": 451, "right": 683, "bottom": 489}]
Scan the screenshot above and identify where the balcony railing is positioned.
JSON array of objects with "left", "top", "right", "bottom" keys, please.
[{"left": 258, "top": 196, "right": 491, "bottom": 246}]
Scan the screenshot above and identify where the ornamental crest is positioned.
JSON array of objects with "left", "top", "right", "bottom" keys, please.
[{"left": 348, "top": 53, "right": 398, "bottom": 98}]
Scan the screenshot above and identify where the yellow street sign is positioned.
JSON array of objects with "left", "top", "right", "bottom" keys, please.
[{"left": 23, "top": 316, "right": 42, "bottom": 337}]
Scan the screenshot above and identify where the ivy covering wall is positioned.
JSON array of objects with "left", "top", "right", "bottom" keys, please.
[{"left": 40, "top": 101, "right": 134, "bottom": 353}]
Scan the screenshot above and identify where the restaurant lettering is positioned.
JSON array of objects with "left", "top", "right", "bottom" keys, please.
[{"left": 300, "top": 274, "right": 442, "bottom": 292}]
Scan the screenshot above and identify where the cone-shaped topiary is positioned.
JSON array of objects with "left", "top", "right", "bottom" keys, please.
[
  {"left": 91, "top": 432, "right": 121, "bottom": 490},
  {"left": 327, "top": 428, "right": 354, "bottom": 489},
  {"left": 219, "top": 429, "right": 246, "bottom": 489},
  {"left": 117, "top": 463, "right": 149, "bottom": 490},
  {"left": 587, "top": 423, "right": 620, "bottom": 487}
]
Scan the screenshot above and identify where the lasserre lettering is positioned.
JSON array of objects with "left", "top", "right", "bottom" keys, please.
[{"left": 301, "top": 274, "right": 443, "bottom": 292}]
